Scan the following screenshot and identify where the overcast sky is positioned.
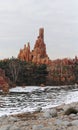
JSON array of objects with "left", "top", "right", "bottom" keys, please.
[{"left": 0, "top": 0, "right": 78, "bottom": 60}]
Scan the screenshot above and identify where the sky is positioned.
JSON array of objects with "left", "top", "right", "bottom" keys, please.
[{"left": 0, "top": 0, "right": 78, "bottom": 60}]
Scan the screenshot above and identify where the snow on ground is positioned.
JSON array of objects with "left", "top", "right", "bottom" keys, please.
[
  {"left": 0, "top": 86, "right": 78, "bottom": 117},
  {"left": 65, "top": 91, "right": 78, "bottom": 104},
  {"left": 9, "top": 86, "right": 47, "bottom": 92}
]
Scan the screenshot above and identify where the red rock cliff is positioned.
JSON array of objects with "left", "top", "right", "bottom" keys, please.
[{"left": 18, "top": 28, "right": 50, "bottom": 64}]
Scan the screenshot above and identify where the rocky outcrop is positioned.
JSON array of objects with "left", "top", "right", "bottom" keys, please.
[
  {"left": 18, "top": 28, "right": 50, "bottom": 64},
  {"left": 18, "top": 43, "right": 31, "bottom": 62}
]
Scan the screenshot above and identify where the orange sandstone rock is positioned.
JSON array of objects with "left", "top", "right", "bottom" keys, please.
[
  {"left": 18, "top": 42, "right": 31, "bottom": 62},
  {"left": 18, "top": 28, "right": 50, "bottom": 64}
]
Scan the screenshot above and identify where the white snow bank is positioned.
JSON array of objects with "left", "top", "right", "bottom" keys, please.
[
  {"left": 65, "top": 91, "right": 78, "bottom": 104},
  {"left": 9, "top": 86, "right": 47, "bottom": 93}
]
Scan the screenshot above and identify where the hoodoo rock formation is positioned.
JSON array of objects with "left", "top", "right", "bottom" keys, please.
[
  {"left": 18, "top": 28, "right": 50, "bottom": 64},
  {"left": 18, "top": 43, "right": 31, "bottom": 62}
]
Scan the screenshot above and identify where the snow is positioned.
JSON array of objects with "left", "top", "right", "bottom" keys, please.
[
  {"left": 65, "top": 91, "right": 78, "bottom": 104},
  {"left": 0, "top": 86, "right": 78, "bottom": 117},
  {"left": 9, "top": 86, "right": 47, "bottom": 93}
]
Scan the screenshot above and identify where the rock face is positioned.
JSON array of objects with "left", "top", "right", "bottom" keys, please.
[
  {"left": 18, "top": 43, "right": 31, "bottom": 62},
  {"left": 18, "top": 28, "right": 50, "bottom": 64}
]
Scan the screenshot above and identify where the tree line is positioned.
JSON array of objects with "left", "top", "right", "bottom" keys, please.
[
  {"left": 47, "top": 58, "right": 78, "bottom": 85},
  {"left": 0, "top": 58, "right": 48, "bottom": 87},
  {"left": 0, "top": 57, "right": 78, "bottom": 87}
]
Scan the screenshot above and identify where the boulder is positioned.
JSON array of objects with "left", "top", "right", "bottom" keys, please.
[
  {"left": 63, "top": 104, "right": 78, "bottom": 115},
  {"left": 71, "top": 120, "right": 78, "bottom": 126},
  {"left": 43, "top": 108, "right": 57, "bottom": 118}
]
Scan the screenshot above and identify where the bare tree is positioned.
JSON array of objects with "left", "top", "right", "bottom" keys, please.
[{"left": 9, "top": 58, "right": 21, "bottom": 83}]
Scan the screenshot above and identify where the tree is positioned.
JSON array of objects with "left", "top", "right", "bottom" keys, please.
[
  {"left": 35, "top": 64, "right": 48, "bottom": 85},
  {"left": 8, "top": 58, "right": 21, "bottom": 83},
  {"left": 73, "top": 62, "right": 78, "bottom": 83}
]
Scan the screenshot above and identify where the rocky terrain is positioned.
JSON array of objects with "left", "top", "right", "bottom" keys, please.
[
  {"left": 0, "top": 102, "right": 78, "bottom": 130},
  {"left": 1, "top": 85, "right": 78, "bottom": 117}
]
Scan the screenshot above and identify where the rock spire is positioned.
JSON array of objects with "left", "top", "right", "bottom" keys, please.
[{"left": 18, "top": 28, "right": 50, "bottom": 64}]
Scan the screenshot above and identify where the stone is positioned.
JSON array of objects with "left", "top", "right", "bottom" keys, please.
[
  {"left": 43, "top": 108, "right": 57, "bottom": 118},
  {"left": 9, "top": 125, "right": 21, "bottom": 130},
  {"left": 71, "top": 120, "right": 78, "bottom": 126},
  {"left": 18, "top": 28, "right": 51, "bottom": 64},
  {"left": 62, "top": 121, "right": 71, "bottom": 126},
  {"left": 54, "top": 119, "right": 71, "bottom": 126},
  {"left": 50, "top": 108, "right": 57, "bottom": 117},
  {"left": 64, "top": 106, "right": 78, "bottom": 115},
  {"left": 7, "top": 116, "right": 19, "bottom": 122},
  {"left": 20, "top": 122, "right": 29, "bottom": 127},
  {"left": 35, "top": 107, "right": 42, "bottom": 112},
  {"left": 42, "top": 128, "right": 52, "bottom": 130},
  {"left": 70, "top": 116, "right": 78, "bottom": 120},
  {"left": 69, "top": 114, "right": 76, "bottom": 118},
  {"left": 43, "top": 110, "right": 52, "bottom": 118},
  {"left": 0, "top": 115, "right": 7, "bottom": 124},
  {"left": 32, "top": 125, "right": 44, "bottom": 130},
  {"left": 54, "top": 119, "right": 63, "bottom": 125},
  {"left": 0, "top": 125, "right": 11, "bottom": 130}
]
